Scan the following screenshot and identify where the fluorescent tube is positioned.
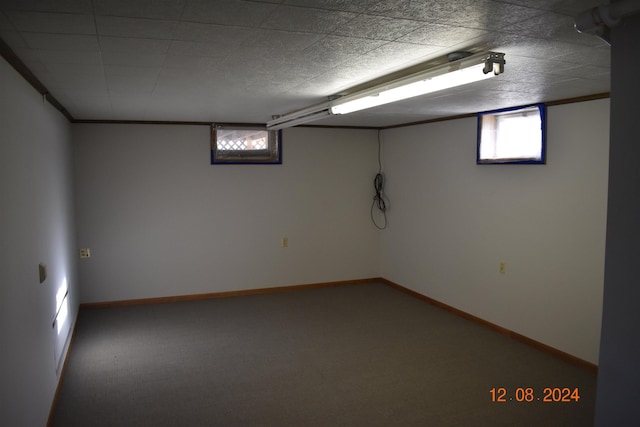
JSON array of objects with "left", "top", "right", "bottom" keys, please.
[
  {"left": 267, "top": 109, "right": 330, "bottom": 130},
  {"left": 331, "top": 53, "right": 504, "bottom": 115},
  {"left": 331, "top": 63, "right": 494, "bottom": 115},
  {"left": 266, "top": 103, "right": 331, "bottom": 130}
]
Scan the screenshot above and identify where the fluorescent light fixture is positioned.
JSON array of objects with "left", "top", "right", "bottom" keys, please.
[
  {"left": 266, "top": 51, "right": 505, "bottom": 130},
  {"left": 267, "top": 108, "right": 331, "bottom": 130},
  {"left": 331, "top": 52, "right": 505, "bottom": 115}
]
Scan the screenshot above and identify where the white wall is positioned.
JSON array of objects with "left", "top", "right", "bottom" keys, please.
[
  {"left": 380, "top": 99, "right": 609, "bottom": 364},
  {"left": 0, "top": 57, "right": 77, "bottom": 425},
  {"left": 73, "top": 125, "right": 381, "bottom": 303}
]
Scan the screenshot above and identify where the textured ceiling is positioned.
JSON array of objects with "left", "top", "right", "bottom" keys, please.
[{"left": 0, "top": 0, "right": 610, "bottom": 128}]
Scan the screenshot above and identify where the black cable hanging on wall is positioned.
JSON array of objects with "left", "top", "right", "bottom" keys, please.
[{"left": 371, "top": 131, "right": 388, "bottom": 230}]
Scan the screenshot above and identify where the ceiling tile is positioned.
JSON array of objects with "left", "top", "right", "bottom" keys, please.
[
  {"left": 332, "top": 14, "right": 424, "bottom": 40},
  {"left": 344, "top": 42, "right": 443, "bottom": 72},
  {"left": 293, "top": 35, "right": 387, "bottom": 68},
  {"left": 283, "top": 0, "right": 373, "bottom": 14},
  {"left": 398, "top": 23, "right": 488, "bottom": 47},
  {"left": 162, "top": 54, "right": 221, "bottom": 69},
  {"left": 155, "top": 65, "right": 219, "bottom": 81},
  {"left": 482, "top": 78, "right": 552, "bottom": 95},
  {"left": 288, "top": 73, "right": 355, "bottom": 97},
  {"left": 0, "top": 0, "right": 93, "bottom": 14},
  {"left": 309, "top": 65, "right": 384, "bottom": 87},
  {"left": 104, "top": 65, "right": 161, "bottom": 81},
  {"left": 364, "top": 0, "right": 447, "bottom": 22},
  {"left": 94, "top": 0, "right": 187, "bottom": 20},
  {"left": 239, "top": 28, "right": 323, "bottom": 51},
  {"left": 550, "top": 0, "right": 604, "bottom": 17},
  {"left": 493, "top": 0, "right": 562, "bottom": 11},
  {"left": 505, "top": 11, "right": 602, "bottom": 47},
  {"left": 100, "top": 52, "right": 167, "bottom": 67},
  {"left": 291, "top": 50, "right": 355, "bottom": 70},
  {"left": 142, "top": 93, "right": 216, "bottom": 121},
  {"left": 21, "top": 33, "right": 99, "bottom": 51},
  {"left": 548, "top": 64, "right": 611, "bottom": 81},
  {"left": 472, "top": 32, "right": 585, "bottom": 61},
  {"left": 153, "top": 70, "right": 209, "bottom": 94},
  {"left": 35, "top": 49, "right": 103, "bottom": 65},
  {"left": 563, "top": 77, "right": 609, "bottom": 92},
  {"left": 66, "top": 96, "right": 113, "bottom": 120},
  {"left": 260, "top": 5, "right": 356, "bottom": 34},
  {"left": 484, "top": 71, "right": 574, "bottom": 95},
  {"left": 435, "top": 0, "right": 543, "bottom": 30},
  {"left": 109, "top": 96, "right": 151, "bottom": 119},
  {"left": 181, "top": 0, "right": 278, "bottom": 27},
  {"left": 7, "top": 11, "right": 95, "bottom": 34},
  {"left": 106, "top": 73, "right": 158, "bottom": 94},
  {"left": 215, "top": 54, "right": 328, "bottom": 86},
  {"left": 221, "top": 45, "right": 307, "bottom": 69},
  {"left": 44, "top": 62, "right": 104, "bottom": 76},
  {"left": 502, "top": 55, "right": 577, "bottom": 74},
  {"left": 168, "top": 40, "right": 230, "bottom": 58},
  {"left": 109, "top": 96, "right": 150, "bottom": 110},
  {"left": 550, "top": 45, "right": 611, "bottom": 66},
  {"left": 174, "top": 21, "right": 249, "bottom": 45},
  {"left": 99, "top": 36, "right": 171, "bottom": 54},
  {"left": 96, "top": 15, "right": 177, "bottom": 39},
  {"left": 57, "top": 94, "right": 111, "bottom": 108},
  {"left": 499, "top": 0, "right": 603, "bottom": 16},
  {"left": 541, "top": 77, "right": 609, "bottom": 99},
  {"left": 0, "top": 10, "right": 12, "bottom": 29},
  {"left": 46, "top": 72, "right": 108, "bottom": 94},
  {"left": 306, "top": 35, "right": 387, "bottom": 56},
  {"left": 0, "top": 28, "right": 26, "bottom": 48}
]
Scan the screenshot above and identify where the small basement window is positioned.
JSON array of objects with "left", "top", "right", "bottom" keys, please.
[
  {"left": 477, "top": 104, "right": 546, "bottom": 164},
  {"left": 211, "top": 124, "right": 282, "bottom": 164}
]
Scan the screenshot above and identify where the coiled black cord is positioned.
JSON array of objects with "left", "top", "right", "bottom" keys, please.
[
  {"left": 373, "top": 173, "right": 386, "bottom": 212},
  {"left": 371, "top": 132, "right": 388, "bottom": 229}
]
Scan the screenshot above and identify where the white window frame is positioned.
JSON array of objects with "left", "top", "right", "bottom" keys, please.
[{"left": 211, "top": 124, "right": 282, "bottom": 164}]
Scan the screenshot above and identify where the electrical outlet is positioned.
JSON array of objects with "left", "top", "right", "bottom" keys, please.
[
  {"left": 80, "top": 248, "right": 91, "bottom": 258},
  {"left": 499, "top": 261, "right": 506, "bottom": 274}
]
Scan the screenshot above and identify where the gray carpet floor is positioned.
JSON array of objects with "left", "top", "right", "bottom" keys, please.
[{"left": 50, "top": 282, "right": 596, "bottom": 426}]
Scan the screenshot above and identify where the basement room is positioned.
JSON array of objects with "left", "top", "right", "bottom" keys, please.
[{"left": 1, "top": 0, "right": 639, "bottom": 426}]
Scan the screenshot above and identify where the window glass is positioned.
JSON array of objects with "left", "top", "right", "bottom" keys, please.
[
  {"left": 211, "top": 125, "right": 281, "bottom": 164},
  {"left": 478, "top": 104, "right": 546, "bottom": 164}
]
